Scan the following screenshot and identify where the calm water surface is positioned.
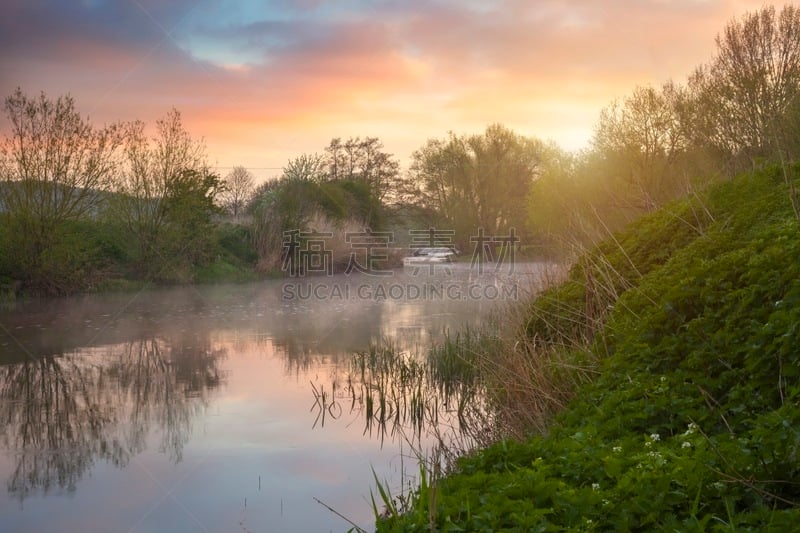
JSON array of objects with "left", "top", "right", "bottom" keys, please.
[{"left": 0, "top": 264, "right": 546, "bottom": 532}]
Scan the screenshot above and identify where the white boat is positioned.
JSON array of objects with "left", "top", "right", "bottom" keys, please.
[{"left": 402, "top": 247, "right": 457, "bottom": 265}]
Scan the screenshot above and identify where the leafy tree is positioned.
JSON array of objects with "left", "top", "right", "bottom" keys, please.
[
  {"left": 248, "top": 162, "right": 384, "bottom": 273},
  {"left": 407, "top": 124, "right": 543, "bottom": 247},
  {"left": 282, "top": 153, "right": 326, "bottom": 182},
  {"left": 527, "top": 146, "right": 585, "bottom": 240},
  {"left": 323, "top": 137, "right": 399, "bottom": 202},
  {"left": 165, "top": 169, "right": 224, "bottom": 258},
  {"left": 0, "top": 89, "right": 124, "bottom": 293}
]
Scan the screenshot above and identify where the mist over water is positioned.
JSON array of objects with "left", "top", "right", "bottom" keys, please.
[{"left": 0, "top": 264, "right": 547, "bottom": 531}]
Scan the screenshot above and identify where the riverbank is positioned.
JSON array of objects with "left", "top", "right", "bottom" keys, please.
[{"left": 378, "top": 165, "right": 800, "bottom": 530}]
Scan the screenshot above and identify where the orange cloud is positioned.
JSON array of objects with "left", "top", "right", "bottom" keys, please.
[{"left": 0, "top": 0, "right": 774, "bottom": 174}]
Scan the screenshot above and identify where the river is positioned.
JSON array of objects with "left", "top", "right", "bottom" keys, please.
[{"left": 0, "top": 263, "right": 548, "bottom": 532}]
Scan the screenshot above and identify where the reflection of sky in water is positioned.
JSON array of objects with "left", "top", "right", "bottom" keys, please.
[{"left": 0, "top": 264, "right": 551, "bottom": 531}]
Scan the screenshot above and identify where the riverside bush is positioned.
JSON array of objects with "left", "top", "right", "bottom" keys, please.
[{"left": 378, "top": 166, "right": 800, "bottom": 530}]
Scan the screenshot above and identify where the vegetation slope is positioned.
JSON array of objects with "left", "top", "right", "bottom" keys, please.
[{"left": 378, "top": 165, "right": 800, "bottom": 531}]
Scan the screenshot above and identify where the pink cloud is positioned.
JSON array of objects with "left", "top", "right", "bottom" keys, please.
[{"left": 0, "top": 0, "right": 774, "bottom": 170}]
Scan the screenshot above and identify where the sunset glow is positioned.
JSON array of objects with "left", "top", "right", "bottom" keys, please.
[{"left": 0, "top": 0, "right": 769, "bottom": 181}]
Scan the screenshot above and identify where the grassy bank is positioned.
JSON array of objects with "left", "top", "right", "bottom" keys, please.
[
  {"left": 0, "top": 217, "right": 259, "bottom": 297},
  {"left": 377, "top": 165, "right": 800, "bottom": 530}
]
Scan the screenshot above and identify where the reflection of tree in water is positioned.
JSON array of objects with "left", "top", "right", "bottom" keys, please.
[
  {"left": 0, "top": 356, "right": 124, "bottom": 500},
  {"left": 0, "top": 335, "right": 225, "bottom": 502},
  {"left": 272, "top": 337, "right": 356, "bottom": 377},
  {"left": 268, "top": 298, "right": 395, "bottom": 376}
]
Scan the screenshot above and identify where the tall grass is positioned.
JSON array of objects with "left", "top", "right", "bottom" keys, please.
[
  {"left": 408, "top": 195, "right": 715, "bottom": 441},
  {"left": 477, "top": 197, "right": 714, "bottom": 437},
  {"left": 360, "top": 228, "right": 710, "bottom": 522}
]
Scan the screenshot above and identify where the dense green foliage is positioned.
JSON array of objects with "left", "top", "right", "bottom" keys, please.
[
  {"left": 0, "top": 206, "right": 257, "bottom": 293},
  {"left": 403, "top": 124, "right": 544, "bottom": 250},
  {"left": 378, "top": 166, "right": 800, "bottom": 530},
  {"left": 0, "top": 94, "right": 260, "bottom": 294},
  {"left": 0, "top": 91, "right": 398, "bottom": 293}
]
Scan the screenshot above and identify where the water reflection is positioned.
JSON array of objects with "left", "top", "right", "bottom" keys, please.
[
  {"left": 309, "top": 343, "right": 492, "bottom": 459},
  {"left": 0, "top": 265, "right": 547, "bottom": 530},
  {"left": 0, "top": 335, "right": 225, "bottom": 502}
]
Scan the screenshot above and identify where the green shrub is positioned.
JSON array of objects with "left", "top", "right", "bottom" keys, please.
[
  {"left": 379, "top": 165, "right": 800, "bottom": 530},
  {"left": 216, "top": 222, "right": 258, "bottom": 264}
]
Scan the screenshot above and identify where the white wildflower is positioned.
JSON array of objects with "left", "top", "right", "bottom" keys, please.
[
  {"left": 592, "top": 483, "right": 600, "bottom": 491},
  {"left": 682, "top": 441, "right": 692, "bottom": 449},
  {"left": 650, "top": 433, "right": 661, "bottom": 442},
  {"left": 612, "top": 446, "right": 622, "bottom": 453}
]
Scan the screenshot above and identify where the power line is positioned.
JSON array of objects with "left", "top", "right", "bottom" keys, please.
[{"left": 210, "top": 166, "right": 284, "bottom": 170}]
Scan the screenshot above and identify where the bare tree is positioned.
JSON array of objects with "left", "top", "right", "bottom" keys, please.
[
  {"left": 221, "top": 165, "right": 254, "bottom": 218},
  {"left": 593, "top": 82, "right": 691, "bottom": 211},
  {"left": 325, "top": 138, "right": 344, "bottom": 180},
  {"left": 112, "top": 108, "right": 212, "bottom": 277},
  {"left": 0, "top": 88, "right": 124, "bottom": 292},
  {"left": 691, "top": 5, "right": 800, "bottom": 167},
  {"left": 358, "top": 137, "right": 400, "bottom": 203}
]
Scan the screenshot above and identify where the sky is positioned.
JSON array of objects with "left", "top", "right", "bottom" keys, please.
[{"left": 0, "top": 0, "right": 769, "bottom": 182}]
